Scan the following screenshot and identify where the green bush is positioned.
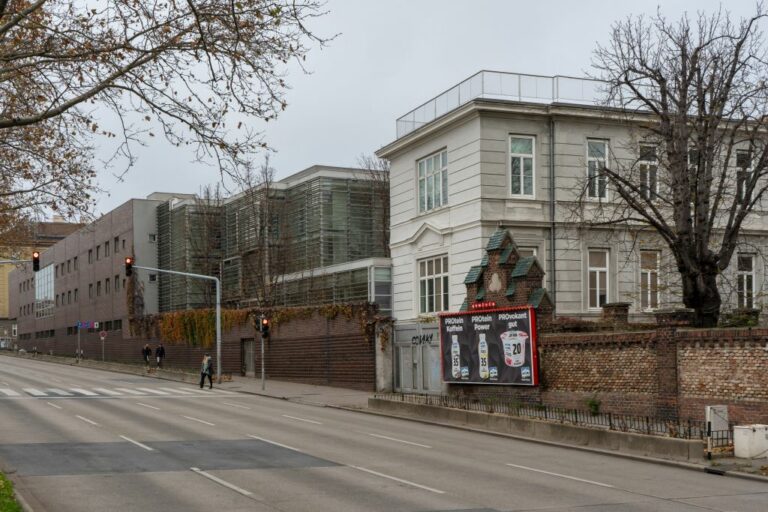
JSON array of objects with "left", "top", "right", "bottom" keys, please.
[{"left": 0, "top": 473, "right": 21, "bottom": 512}]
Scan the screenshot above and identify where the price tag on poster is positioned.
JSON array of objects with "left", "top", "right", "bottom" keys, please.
[{"left": 439, "top": 306, "right": 539, "bottom": 386}]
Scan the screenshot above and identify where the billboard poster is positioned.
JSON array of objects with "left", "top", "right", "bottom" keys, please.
[{"left": 439, "top": 306, "right": 539, "bottom": 386}]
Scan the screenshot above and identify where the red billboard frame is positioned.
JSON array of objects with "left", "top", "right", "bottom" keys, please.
[{"left": 438, "top": 305, "right": 540, "bottom": 386}]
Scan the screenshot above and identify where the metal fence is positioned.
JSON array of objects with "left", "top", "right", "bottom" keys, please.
[{"left": 374, "top": 393, "right": 733, "bottom": 446}]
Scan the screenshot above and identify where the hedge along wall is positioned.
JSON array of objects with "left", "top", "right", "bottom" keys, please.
[{"left": 452, "top": 327, "right": 768, "bottom": 424}]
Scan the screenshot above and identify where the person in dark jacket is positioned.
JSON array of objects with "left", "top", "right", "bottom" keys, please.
[
  {"left": 155, "top": 343, "right": 166, "bottom": 369},
  {"left": 142, "top": 344, "right": 152, "bottom": 367},
  {"left": 199, "top": 354, "right": 213, "bottom": 389}
]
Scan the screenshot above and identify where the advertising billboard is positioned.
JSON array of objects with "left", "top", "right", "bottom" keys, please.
[{"left": 439, "top": 306, "right": 539, "bottom": 386}]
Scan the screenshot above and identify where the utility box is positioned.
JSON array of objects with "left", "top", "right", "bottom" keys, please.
[{"left": 734, "top": 425, "right": 768, "bottom": 459}]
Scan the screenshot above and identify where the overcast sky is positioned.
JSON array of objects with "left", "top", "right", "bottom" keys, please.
[{"left": 92, "top": 0, "right": 758, "bottom": 214}]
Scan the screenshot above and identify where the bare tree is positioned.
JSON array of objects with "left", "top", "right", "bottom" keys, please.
[
  {"left": 231, "top": 155, "right": 288, "bottom": 308},
  {"left": 0, "top": 0, "right": 327, "bottom": 221},
  {"left": 356, "top": 154, "right": 391, "bottom": 258},
  {"left": 582, "top": 6, "right": 768, "bottom": 326},
  {"left": 190, "top": 184, "right": 224, "bottom": 308}
]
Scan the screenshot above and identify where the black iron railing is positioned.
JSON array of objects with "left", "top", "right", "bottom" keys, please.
[{"left": 374, "top": 393, "right": 733, "bottom": 445}]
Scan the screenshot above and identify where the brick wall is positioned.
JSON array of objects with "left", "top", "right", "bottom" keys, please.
[
  {"left": 14, "top": 308, "right": 377, "bottom": 391},
  {"left": 452, "top": 327, "right": 768, "bottom": 423}
]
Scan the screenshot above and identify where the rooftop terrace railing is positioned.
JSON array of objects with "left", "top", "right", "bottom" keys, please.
[{"left": 395, "top": 71, "right": 608, "bottom": 138}]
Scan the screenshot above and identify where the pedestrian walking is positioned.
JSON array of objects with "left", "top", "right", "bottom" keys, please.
[
  {"left": 155, "top": 343, "right": 166, "bottom": 369},
  {"left": 199, "top": 354, "right": 213, "bottom": 389},
  {"left": 142, "top": 344, "right": 151, "bottom": 366}
]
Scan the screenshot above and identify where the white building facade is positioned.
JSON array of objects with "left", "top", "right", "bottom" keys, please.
[{"left": 377, "top": 71, "right": 768, "bottom": 393}]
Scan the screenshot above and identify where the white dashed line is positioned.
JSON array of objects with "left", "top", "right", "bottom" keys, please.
[
  {"left": 120, "top": 435, "right": 154, "bottom": 451},
  {"left": 136, "top": 402, "right": 161, "bottom": 411},
  {"left": 23, "top": 388, "right": 46, "bottom": 396},
  {"left": 46, "top": 401, "right": 62, "bottom": 409},
  {"left": 350, "top": 466, "right": 445, "bottom": 494},
  {"left": 136, "top": 388, "right": 170, "bottom": 395},
  {"left": 505, "top": 463, "right": 615, "bottom": 488},
  {"left": 247, "top": 435, "right": 301, "bottom": 452},
  {"left": 47, "top": 388, "right": 73, "bottom": 396},
  {"left": 93, "top": 388, "right": 122, "bottom": 396},
  {"left": 115, "top": 388, "right": 146, "bottom": 395},
  {"left": 222, "top": 401, "right": 250, "bottom": 410},
  {"left": 365, "top": 433, "right": 432, "bottom": 448},
  {"left": 282, "top": 414, "right": 322, "bottom": 425},
  {"left": 191, "top": 467, "right": 252, "bottom": 496},
  {"left": 70, "top": 388, "right": 98, "bottom": 396},
  {"left": 162, "top": 387, "right": 192, "bottom": 395},
  {"left": 75, "top": 415, "right": 99, "bottom": 426},
  {"left": 0, "top": 388, "right": 20, "bottom": 396},
  {"left": 183, "top": 415, "right": 215, "bottom": 426}
]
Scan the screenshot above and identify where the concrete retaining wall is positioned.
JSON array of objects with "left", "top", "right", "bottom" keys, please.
[{"left": 368, "top": 398, "right": 704, "bottom": 463}]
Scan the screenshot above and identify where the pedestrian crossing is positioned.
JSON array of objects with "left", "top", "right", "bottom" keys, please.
[{"left": 0, "top": 386, "right": 237, "bottom": 399}]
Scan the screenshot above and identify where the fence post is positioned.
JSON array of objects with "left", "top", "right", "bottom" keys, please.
[{"left": 608, "top": 412, "right": 613, "bottom": 431}]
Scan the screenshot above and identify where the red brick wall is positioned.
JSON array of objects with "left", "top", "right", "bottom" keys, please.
[
  {"left": 453, "top": 327, "right": 768, "bottom": 423},
  {"left": 15, "top": 309, "right": 377, "bottom": 391}
]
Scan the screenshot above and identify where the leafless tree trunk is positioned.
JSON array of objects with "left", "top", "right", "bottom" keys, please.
[
  {"left": 581, "top": 6, "right": 768, "bottom": 326},
  {"left": 191, "top": 184, "right": 224, "bottom": 309}
]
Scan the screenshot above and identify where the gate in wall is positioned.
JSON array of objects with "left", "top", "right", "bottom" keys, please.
[{"left": 393, "top": 323, "right": 442, "bottom": 394}]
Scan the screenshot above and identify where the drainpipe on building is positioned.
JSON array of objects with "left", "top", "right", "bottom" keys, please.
[{"left": 548, "top": 115, "right": 557, "bottom": 308}]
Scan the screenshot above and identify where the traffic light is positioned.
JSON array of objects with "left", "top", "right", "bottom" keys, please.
[
  {"left": 125, "top": 256, "right": 133, "bottom": 277},
  {"left": 32, "top": 251, "right": 40, "bottom": 272},
  {"left": 260, "top": 317, "right": 270, "bottom": 339}
]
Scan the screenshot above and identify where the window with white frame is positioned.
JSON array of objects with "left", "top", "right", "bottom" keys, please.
[
  {"left": 419, "top": 255, "right": 449, "bottom": 314},
  {"left": 640, "top": 250, "right": 660, "bottom": 310},
  {"left": 510, "top": 136, "right": 534, "bottom": 197},
  {"left": 639, "top": 145, "right": 658, "bottom": 200},
  {"left": 736, "top": 150, "right": 752, "bottom": 202},
  {"left": 737, "top": 254, "right": 755, "bottom": 309},
  {"left": 418, "top": 150, "right": 448, "bottom": 213},
  {"left": 588, "top": 250, "right": 609, "bottom": 309},
  {"left": 587, "top": 140, "right": 608, "bottom": 199}
]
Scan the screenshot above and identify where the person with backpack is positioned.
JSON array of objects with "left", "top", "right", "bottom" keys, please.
[
  {"left": 155, "top": 343, "right": 166, "bottom": 369},
  {"left": 142, "top": 344, "right": 152, "bottom": 367}
]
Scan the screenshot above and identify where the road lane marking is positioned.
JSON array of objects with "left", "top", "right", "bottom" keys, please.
[
  {"left": 137, "top": 402, "right": 161, "bottom": 410},
  {"left": 282, "top": 414, "right": 322, "bottom": 425},
  {"left": 75, "top": 415, "right": 100, "bottom": 426},
  {"left": 23, "top": 388, "right": 46, "bottom": 396},
  {"left": 0, "top": 388, "right": 20, "bottom": 396},
  {"left": 190, "top": 467, "right": 252, "bottom": 496},
  {"left": 115, "top": 388, "right": 146, "bottom": 395},
  {"left": 162, "top": 387, "right": 193, "bottom": 395},
  {"left": 47, "top": 388, "right": 73, "bottom": 396},
  {"left": 247, "top": 435, "right": 301, "bottom": 452},
  {"left": 365, "top": 432, "right": 432, "bottom": 448},
  {"left": 350, "top": 466, "right": 445, "bottom": 494},
  {"left": 120, "top": 435, "right": 154, "bottom": 451},
  {"left": 211, "top": 389, "right": 237, "bottom": 395},
  {"left": 70, "top": 388, "right": 98, "bottom": 396},
  {"left": 505, "top": 463, "right": 614, "bottom": 488},
  {"left": 93, "top": 388, "right": 122, "bottom": 396},
  {"left": 136, "top": 388, "right": 170, "bottom": 395},
  {"left": 46, "top": 401, "right": 62, "bottom": 409},
  {"left": 186, "top": 388, "right": 211, "bottom": 394},
  {"left": 223, "top": 401, "right": 250, "bottom": 410},
  {"left": 183, "top": 415, "right": 215, "bottom": 426}
]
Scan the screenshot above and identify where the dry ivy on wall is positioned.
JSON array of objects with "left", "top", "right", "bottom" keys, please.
[{"left": 129, "top": 302, "right": 390, "bottom": 348}]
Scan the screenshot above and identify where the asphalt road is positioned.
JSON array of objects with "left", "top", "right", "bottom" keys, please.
[{"left": 0, "top": 356, "right": 766, "bottom": 512}]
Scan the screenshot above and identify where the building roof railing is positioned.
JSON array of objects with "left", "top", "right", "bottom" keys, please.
[{"left": 395, "top": 71, "right": 608, "bottom": 139}]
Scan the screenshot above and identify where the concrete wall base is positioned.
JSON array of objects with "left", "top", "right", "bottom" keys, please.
[{"left": 368, "top": 398, "right": 705, "bottom": 463}]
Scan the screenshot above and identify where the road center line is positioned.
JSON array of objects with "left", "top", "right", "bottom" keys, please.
[
  {"left": 46, "top": 401, "right": 62, "bottom": 409},
  {"left": 119, "top": 435, "right": 154, "bottom": 451},
  {"left": 137, "top": 402, "right": 161, "bottom": 410},
  {"left": 75, "top": 415, "right": 100, "bottom": 426},
  {"left": 183, "top": 415, "right": 215, "bottom": 426},
  {"left": 350, "top": 466, "right": 445, "bottom": 494},
  {"left": 282, "top": 414, "right": 322, "bottom": 425},
  {"left": 190, "top": 467, "right": 252, "bottom": 497},
  {"left": 505, "top": 463, "right": 614, "bottom": 488},
  {"left": 364, "top": 432, "right": 432, "bottom": 448},
  {"left": 247, "top": 434, "right": 301, "bottom": 452},
  {"left": 223, "top": 401, "right": 251, "bottom": 410}
]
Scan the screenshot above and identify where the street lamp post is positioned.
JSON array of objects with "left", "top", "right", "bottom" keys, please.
[{"left": 131, "top": 264, "right": 223, "bottom": 383}]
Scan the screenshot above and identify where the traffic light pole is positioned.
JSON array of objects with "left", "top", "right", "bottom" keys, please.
[{"left": 131, "top": 265, "right": 222, "bottom": 384}]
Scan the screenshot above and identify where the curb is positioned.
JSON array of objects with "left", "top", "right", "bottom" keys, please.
[
  {"left": 0, "top": 465, "right": 35, "bottom": 512},
  {"left": 328, "top": 404, "right": 768, "bottom": 485}
]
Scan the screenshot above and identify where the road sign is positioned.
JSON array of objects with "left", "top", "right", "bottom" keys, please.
[{"left": 99, "top": 330, "right": 107, "bottom": 340}]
